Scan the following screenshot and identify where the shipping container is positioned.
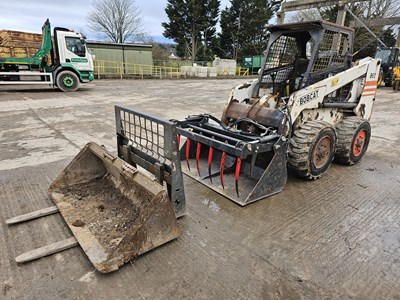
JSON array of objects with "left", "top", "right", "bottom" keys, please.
[{"left": 242, "top": 56, "right": 264, "bottom": 75}]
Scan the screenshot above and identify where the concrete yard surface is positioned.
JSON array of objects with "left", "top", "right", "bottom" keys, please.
[{"left": 0, "top": 80, "right": 399, "bottom": 299}]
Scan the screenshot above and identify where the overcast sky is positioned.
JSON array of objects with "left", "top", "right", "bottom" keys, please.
[{"left": 0, "top": 0, "right": 232, "bottom": 43}]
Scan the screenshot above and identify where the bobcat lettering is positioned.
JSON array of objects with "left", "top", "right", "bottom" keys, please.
[{"left": 299, "top": 90, "right": 319, "bottom": 106}]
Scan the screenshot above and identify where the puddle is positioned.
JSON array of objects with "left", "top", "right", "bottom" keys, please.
[
  {"left": 79, "top": 271, "right": 96, "bottom": 283},
  {"left": 201, "top": 198, "right": 220, "bottom": 213}
]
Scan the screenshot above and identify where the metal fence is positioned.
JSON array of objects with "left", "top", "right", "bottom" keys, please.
[
  {"left": 93, "top": 60, "right": 251, "bottom": 79},
  {"left": 94, "top": 60, "right": 181, "bottom": 79}
]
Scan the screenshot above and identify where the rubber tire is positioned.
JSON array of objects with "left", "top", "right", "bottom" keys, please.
[
  {"left": 395, "top": 81, "right": 400, "bottom": 91},
  {"left": 335, "top": 117, "right": 371, "bottom": 165},
  {"left": 288, "top": 121, "right": 336, "bottom": 180},
  {"left": 57, "top": 70, "right": 79, "bottom": 92}
]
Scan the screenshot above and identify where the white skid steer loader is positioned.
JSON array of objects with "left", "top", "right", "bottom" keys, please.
[
  {"left": 116, "top": 21, "right": 380, "bottom": 206},
  {"left": 6, "top": 21, "right": 380, "bottom": 272}
]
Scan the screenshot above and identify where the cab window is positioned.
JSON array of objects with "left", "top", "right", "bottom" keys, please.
[{"left": 65, "top": 37, "right": 86, "bottom": 57}]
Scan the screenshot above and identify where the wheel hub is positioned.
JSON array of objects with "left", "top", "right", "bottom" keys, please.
[
  {"left": 63, "top": 76, "right": 74, "bottom": 87},
  {"left": 353, "top": 130, "right": 366, "bottom": 157},
  {"left": 313, "top": 136, "right": 332, "bottom": 169}
]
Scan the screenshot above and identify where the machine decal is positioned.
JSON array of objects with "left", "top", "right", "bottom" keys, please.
[
  {"left": 361, "top": 81, "right": 377, "bottom": 96},
  {"left": 299, "top": 90, "right": 319, "bottom": 106},
  {"left": 71, "top": 58, "right": 88, "bottom": 63}
]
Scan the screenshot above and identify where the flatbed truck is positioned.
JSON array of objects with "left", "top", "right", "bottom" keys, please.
[{"left": 0, "top": 19, "right": 94, "bottom": 92}]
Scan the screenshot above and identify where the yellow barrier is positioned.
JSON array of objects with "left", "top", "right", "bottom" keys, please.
[
  {"left": 237, "top": 67, "right": 249, "bottom": 77},
  {"left": 217, "top": 66, "right": 250, "bottom": 77}
]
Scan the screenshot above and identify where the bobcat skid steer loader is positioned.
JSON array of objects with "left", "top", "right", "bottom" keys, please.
[{"left": 116, "top": 21, "right": 380, "bottom": 206}]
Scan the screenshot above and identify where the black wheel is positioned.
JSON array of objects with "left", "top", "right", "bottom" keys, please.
[
  {"left": 395, "top": 81, "right": 400, "bottom": 91},
  {"left": 289, "top": 121, "right": 336, "bottom": 180},
  {"left": 56, "top": 70, "right": 79, "bottom": 92},
  {"left": 335, "top": 117, "right": 371, "bottom": 165}
]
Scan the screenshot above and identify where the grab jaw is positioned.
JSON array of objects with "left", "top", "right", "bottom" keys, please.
[{"left": 174, "top": 114, "right": 288, "bottom": 206}]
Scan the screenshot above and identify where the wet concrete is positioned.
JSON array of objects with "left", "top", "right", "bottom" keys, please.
[{"left": 0, "top": 80, "right": 399, "bottom": 299}]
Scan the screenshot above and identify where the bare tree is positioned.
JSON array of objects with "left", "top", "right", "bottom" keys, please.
[
  {"left": 349, "top": 0, "right": 400, "bottom": 55},
  {"left": 87, "top": 0, "right": 146, "bottom": 43},
  {"left": 360, "top": 0, "right": 400, "bottom": 19},
  {"left": 288, "top": 0, "right": 400, "bottom": 23},
  {"left": 288, "top": 9, "right": 321, "bottom": 22},
  {"left": 287, "top": 0, "right": 400, "bottom": 57}
]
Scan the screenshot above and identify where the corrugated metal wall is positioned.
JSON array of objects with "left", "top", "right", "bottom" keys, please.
[{"left": 87, "top": 42, "right": 153, "bottom": 75}]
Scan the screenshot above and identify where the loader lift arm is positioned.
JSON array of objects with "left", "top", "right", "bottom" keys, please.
[
  {"left": 286, "top": 56, "right": 381, "bottom": 124},
  {"left": 2, "top": 19, "right": 53, "bottom": 67}
]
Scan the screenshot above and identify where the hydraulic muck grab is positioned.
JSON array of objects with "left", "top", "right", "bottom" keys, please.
[
  {"left": 115, "top": 105, "right": 288, "bottom": 206},
  {"left": 174, "top": 114, "right": 288, "bottom": 205}
]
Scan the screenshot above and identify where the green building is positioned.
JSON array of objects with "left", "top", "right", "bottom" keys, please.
[{"left": 87, "top": 42, "right": 153, "bottom": 76}]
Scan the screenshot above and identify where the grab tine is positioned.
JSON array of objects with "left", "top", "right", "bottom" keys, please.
[
  {"left": 186, "top": 138, "right": 191, "bottom": 171},
  {"left": 235, "top": 157, "right": 242, "bottom": 197},
  {"left": 208, "top": 147, "right": 214, "bottom": 183},
  {"left": 196, "top": 142, "right": 201, "bottom": 177},
  {"left": 220, "top": 152, "right": 226, "bottom": 189}
]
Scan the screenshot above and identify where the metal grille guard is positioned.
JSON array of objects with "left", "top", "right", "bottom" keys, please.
[{"left": 115, "top": 105, "right": 186, "bottom": 217}]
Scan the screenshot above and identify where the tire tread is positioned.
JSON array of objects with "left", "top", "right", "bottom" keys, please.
[{"left": 288, "top": 121, "right": 336, "bottom": 180}]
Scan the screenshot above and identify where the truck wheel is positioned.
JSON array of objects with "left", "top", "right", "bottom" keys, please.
[
  {"left": 57, "top": 71, "right": 79, "bottom": 92},
  {"left": 335, "top": 117, "right": 371, "bottom": 165},
  {"left": 288, "top": 121, "right": 336, "bottom": 180}
]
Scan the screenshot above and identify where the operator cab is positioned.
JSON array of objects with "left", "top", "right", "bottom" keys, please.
[
  {"left": 375, "top": 47, "right": 399, "bottom": 66},
  {"left": 53, "top": 27, "right": 93, "bottom": 72},
  {"left": 258, "top": 21, "right": 354, "bottom": 98},
  {"left": 65, "top": 36, "right": 87, "bottom": 57},
  {"left": 375, "top": 47, "right": 399, "bottom": 86}
]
